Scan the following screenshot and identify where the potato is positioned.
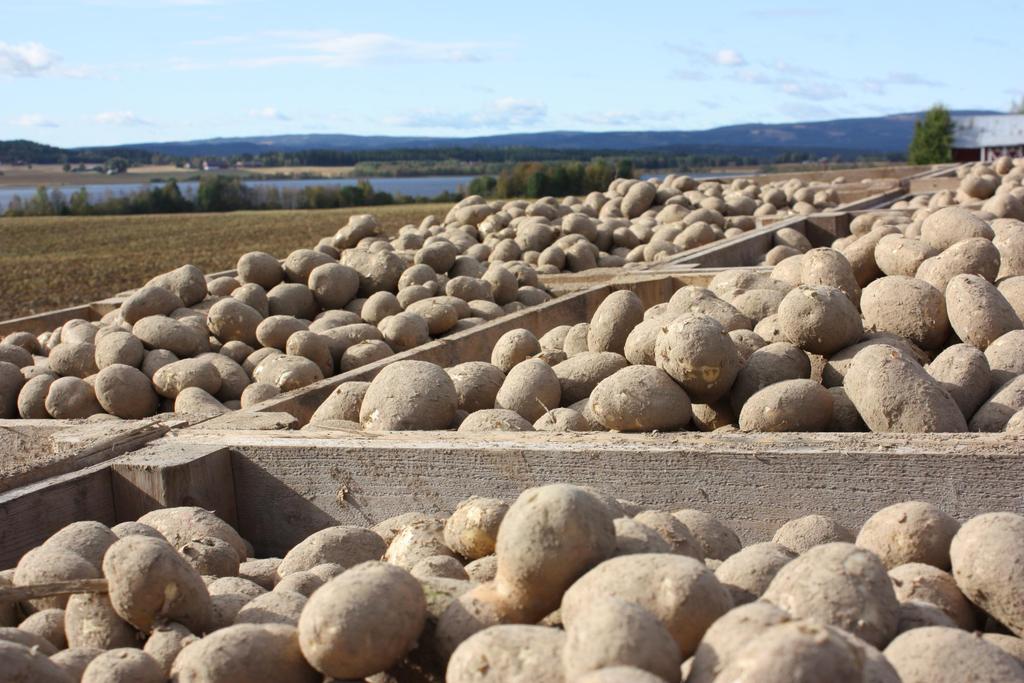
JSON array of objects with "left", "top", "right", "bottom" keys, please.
[
  {"left": 670, "top": 509, "right": 740, "bottom": 561},
  {"left": 762, "top": 542, "right": 898, "bottom": 647},
  {"left": 136, "top": 506, "right": 247, "bottom": 560},
  {"left": 916, "top": 237, "right": 1001, "bottom": 290},
  {"left": 920, "top": 206, "right": 995, "bottom": 251},
  {"left": 861, "top": 276, "right": 949, "bottom": 350},
  {"left": 14, "top": 545, "right": 100, "bottom": 611},
  {"left": 590, "top": 365, "right": 692, "bottom": 432},
  {"left": 277, "top": 526, "right": 385, "bottom": 577},
  {"left": 551, "top": 351, "right": 629, "bottom": 405},
  {"left": 385, "top": 518, "right": 457, "bottom": 570},
  {"left": 0, "top": 625, "right": 59, "bottom": 654},
  {"left": 411, "top": 555, "right": 469, "bottom": 581},
  {"left": 614, "top": 518, "right": 672, "bottom": 555},
  {"left": 983, "top": 634, "right": 1024, "bottom": 667},
  {"left": 206, "top": 298, "right": 262, "bottom": 347},
  {"left": 180, "top": 537, "right": 241, "bottom": 576},
  {"left": 175, "top": 387, "right": 228, "bottom": 417},
  {"left": 588, "top": 291, "right": 645, "bottom": 354},
  {"left": 668, "top": 287, "right": 751, "bottom": 331},
  {"left": 141, "top": 622, "right": 196, "bottom": 677},
  {"left": 926, "top": 344, "right": 992, "bottom": 418},
  {"left": 490, "top": 329, "right": 541, "bottom": 373},
  {"left": 146, "top": 264, "right": 207, "bottom": 307},
  {"left": 308, "top": 381, "right": 367, "bottom": 424},
  {"left": 152, "top": 357, "right": 221, "bottom": 398},
  {"left": 234, "top": 590, "right": 307, "bottom": 627},
  {"left": 110, "top": 522, "right": 164, "bottom": 541},
  {"left": 359, "top": 360, "right": 457, "bottom": 430},
  {"left": 845, "top": 344, "right": 967, "bottom": 432},
  {"left": 17, "top": 609, "right": 66, "bottom": 650},
  {"left": 65, "top": 593, "right": 138, "bottom": 649},
  {"left": 889, "top": 562, "right": 976, "bottom": 630},
  {"left": 339, "top": 339, "right": 392, "bottom": 372},
  {"left": 562, "top": 322, "right": 590, "bottom": 356},
  {"left": 0, "top": 361, "right": 26, "bottom": 418},
  {"left": 458, "top": 409, "right": 533, "bottom": 431},
  {"left": 632, "top": 510, "right": 702, "bottom": 559},
  {"left": 875, "top": 234, "right": 938, "bottom": 277},
  {"left": 896, "top": 599, "right": 958, "bottom": 633},
  {"left": 491, "top": 484, "right": 615, "bottom": 622},
  {"left": 772, "top": 515, "right": 853, "bottom": 555},
  {"left": 856, "top": 501, "right": 959, "bottom": 570},
  {"left": 173, "top": 623, "right": 319, "bottom": 682},
  {"left": 714, "top": 542, "right": 795, "bottom": 605},
  {"left": 0, "top": 641, "right": 72, "bottom": 683},
  {"left": 307, "top": 262, "right": 359, "bottom": 311},
  {"left": 949, "top": 512, "right": 1024, "bottom": 637},
  {"left": 562, "top": 554, "right": 732, "bottom": 657},
  {"left": 141, "top": 348, "right": 178, "bottom": 378},
  {"left": 405, "top": 298, "right": 459, "bottom": 335},
  {"left": 274, "top": 572, "right": 324, "bottom": 597},
  {"left": 562, "top": 597, "right": 680, "bottom": 682},
  {"left": 738, "top": 379, "right": 832, "bottom": 432},
  {"left": 800, "top": 247, "right": 861, "bottom": 304},
  {"left": 493, "top": 358, "right": 560, "bottom": 422},
  {"left": 884, "top": 626, "right": 1024, "bottom": 683},
  {"left": 447, "top": 624, "right": 565, "bottom": 683},
  {"left": 298, "top": 562, "right": 426, "bottom": 679},
  {"left": 729, "top": 342, "right": 810, "bottom": 414},
  {"left": 40, "top": 520, "right": 117, "bottom": 571},
  {"left": 533, "top": 407, "right": 590, "bottom": 431},
  {"left": 94, "top": 364, "right": 158, "bottom": 418},
  {"left": 80, "top": 648, "right": 162, "bottom": 683},
  {"left": 729, "top": 288, "right": 786, "bottom": 324},
  {"left": 717, "top": 620, "right": 889, "bottom": 683},
  {"left": 49, "top": 342, "right": 99, "bottom": 378},
  {"left": 986, "top": 330, "right": 1024, "bottom": 387},
  {"left": 378, "top": 312, "right": 429, "bottom": 351},
  {"left": 686, "top": 600, "right": 791, "bottom": 683},
  {"left": 946, "top": 273, "right": 1022, "bottom": 349},
  {"left": 777, "top": 285, "right": 863, "bottom": 355},
  {"left": 446, "top": 362, "right": 504, "bottom": 413},
  {"left": 120, "top": 286, "right": 184, "bottom": 325},
  {"left": 1008, "top": 409, "right": 1024, "bottom": 434},
  {"left": 444, "top": 497, "right": 508, "bottom": 561},
  {"left": 654, "top": 315, "right": 739, "bottom": 403},
  {"left": 970, "top": 374, "right": 1024, "bottom": 431},
  {"left": 94, "top": 331, "right": 145, "bottom": 370}
]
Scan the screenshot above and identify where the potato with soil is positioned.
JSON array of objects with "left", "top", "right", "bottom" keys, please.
[
  {"left": 916, "top": 237, "right": 1001, "bottom": 290},
  {"left": 875, "top": 234, "right": 938, "bottom": 277},
  {"left": 490, "top": 329, "right": 541, "bottom": 374},
  {"left": 927, "top": 344, "right": 992, "bottom": 419},
  {"left": 772, "top": 514, "right": 854, "bottom": 554},
  {"left": 762, "top": 542, "right": 899, "bottom": 647},
  {"left": 309, "top": 381, "right": 368, "bottom": 424},
  {"left": 172, "top": 623, "right": 319, "bottom": 682},
  {"left": 845, "top": 344, "right": 967, "bottom": 433},
  {"left": 444, "top": 497, "right": 508, "bottom": 561},
  {"left": 856, "top": 501, "right": 959, "bottom": 570},
  {"left": 65, "top": 592, "right": 138, "bottom": 650},
  {"left": 686, "top": 600, "right": 792, "bottom": 683},
  {"left": 0, "top": 641, "right": 76, "bottom": 683},
  {"left": 714, "top": 542, "right": 796, "bottom": 605},
  {"left": 739, "top": 379, "right": 833, "bottom": 432},
  {"left": 552, "top": 351, "right": 630, "bottom": 405},
  {"left": 729, "top": 341, "right": 810, "bottom": 412},
  {"left": 588, "top": 290, "right": 645, "bottom": 354},
  {"left": 800, "top": 247, "right": 861, "bottom": 304},
  {"left": 207, "top": 298, "right": 263, "bottom": 347},
  {"left": 152, "top": 357, "right": 221, "bottom": 399},
  {"left": 590, "top": 365, "right": 692, "bottom": 432},
  {"left": 562, "top": 553, "right": 733, "bottom": 657},
  {"left": 884, "top": 626, "right": 1024, "bottom": 683},
  {"left": 136, "top": 506, "right": 247, "bottom": 560},
  {"left": 18, "top": 609, "right": 66, "bottom": 650},
  {"left": 447, "top": 624, "right": 566, "bottom": 683},
  {"left": 358, "top": 360, "right": 457, "bottom": 430},
  {"left": 562, "top": 598, "right": 681, "bottom": 682},
  {"left": 654, "top": 315, "right": 739, "bottom": 403},
  {"left": 494, "top": 358, "right": 561, "bottom": 422},
  {"left": 277, "top": 526, "right": 386, "bottom": 577},
  {"left": 670, "top": 509, "right": 740, "bottom": 561},
  {"left": 945, "top": 273, "right": 1022, "bottom": 350},
  {"left": 446, "top": 362, "right": 505, "bottom": 413},
  {"left": 950, "top": 512, "right": 1024, "bottom": 637},
  {"left": 861, "top": 276, "right": 950, "bottom": 350},
  {"left": 920, "top": 206, "right": 995, "bottom": 251},
  {"left": 970, "top": 374, "right": 1024, "bottom": 431},
  {"left": 888, "top": 562, "right": 976, "bottom": 630},
  {"left": 101, "top": 536, "right": 211, "bottom": 634},
  {"left": 49, "top": 342, "right": 99, "bottom": 378},
  {"left": 298, "top": 562, "right": 426, "bottom": 679},
  {"left": 93, "top": 364, "right": 159, "bottom": 419},
  {"left": 492, "top": 484, "right": 616, "bottom": 622},
  {"left": 777, "top": 285, "right": 863, "bottom": 355},
  {"left": 81, "top": 648, "right": 163, "bottom": 683}
]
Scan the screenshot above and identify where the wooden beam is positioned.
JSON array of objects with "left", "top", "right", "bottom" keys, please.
[
  {"left": 110, "top": 442, "right": 238, "bottom": 528},
  {"left": 171, "top": 429, "right": 1024, "bottom": 559}
]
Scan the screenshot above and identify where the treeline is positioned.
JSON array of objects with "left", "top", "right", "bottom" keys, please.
[
  {"left": 466, "top": 159, "right": 633, "bottom": 199},
  {"left": 2, "top": 177, "right": 459, "bottom": 217}
]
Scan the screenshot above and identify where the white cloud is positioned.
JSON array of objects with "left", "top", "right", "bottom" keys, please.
[
  {"left": 714, "top": 49, "right": 746, "bottom": 66},
  {"left": 386, "top": 98, "right": 546, "bottom": 130},
  {"left": 0, "top": 41, "right": 60, "bottom": 77},
  {"left": 780, "top": 81, "right": 846, "bottom": 101},
  {"left": 94, "top": 111, "right": 153, "bottom": 126},
  {"left": 249, "top": 107, "right": 290, "bottom": 121},
  {"left": 11, "top": 113, "right": 58, "bottom": 128}
]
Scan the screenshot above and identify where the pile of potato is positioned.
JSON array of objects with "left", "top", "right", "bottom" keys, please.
[
  {"left": 306, "top": 205, "right": 1024, "bottom": 434},
  {"left": 0, "top": 213, "right": 557, "bottom": 421},
  {"left": 429, "top": 172, "right": 851, "bottom": 273},
  {"left": 4, "top": 487, "right": 1024, "bottom": 682},
  {"left": 893, "top": 157, "right": 1024, "bottom": 219}
]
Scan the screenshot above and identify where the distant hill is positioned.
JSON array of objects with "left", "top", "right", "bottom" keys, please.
[{"left": 84, "top": 110, "right": 999, "bottom": 157}]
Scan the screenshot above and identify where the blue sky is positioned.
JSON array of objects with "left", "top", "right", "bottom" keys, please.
[{"left": 1, "top": 0, "right": 1021, "bottom": 147}]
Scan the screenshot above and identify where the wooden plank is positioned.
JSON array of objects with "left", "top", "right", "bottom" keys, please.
[
  {"left": 0, "top": 419, "right": 176, "bottom": 494},
  {"left": 0, "top": 462, "right": 114, "bottom": 569},
  {"left": 909, "top": 177, "right": 960, "bottom": 194},
  {"left": 173, "top": 429, "right": 1024, "bottom": 558},
  {"left": 110, "top": 442, "right": 238, "bottom": 528}
]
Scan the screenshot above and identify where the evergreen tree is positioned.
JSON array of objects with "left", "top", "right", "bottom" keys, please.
[{"left": 908, "top": 105, "right": 954, "bottom": 164}]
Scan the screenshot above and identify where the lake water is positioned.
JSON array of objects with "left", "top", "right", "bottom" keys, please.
[{"left": 0, "top": 175, "right": 477, "bottom": 211}]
